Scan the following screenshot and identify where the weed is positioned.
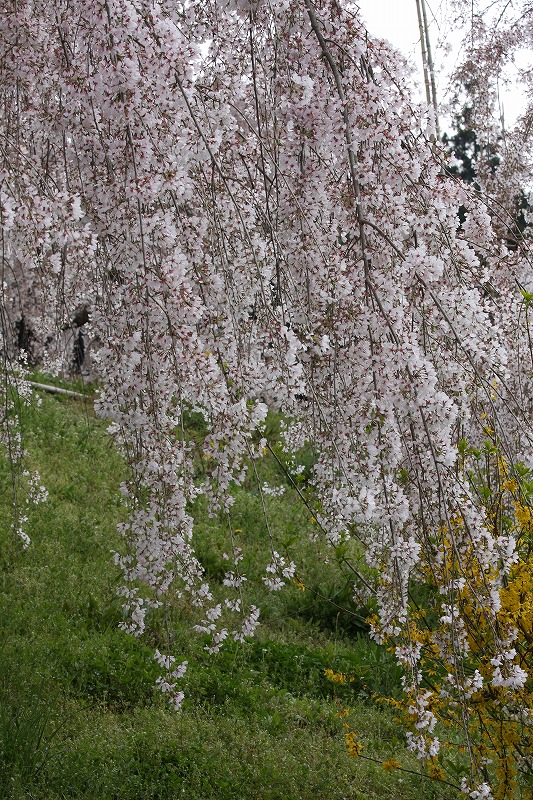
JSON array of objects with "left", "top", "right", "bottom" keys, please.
[{"left": 0, "top": 648, "right": 65, "bottom": 798}]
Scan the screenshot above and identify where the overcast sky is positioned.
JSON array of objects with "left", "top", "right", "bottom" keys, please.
[{"left": 357, "top": 0, "right": 424, "bottom": 62}]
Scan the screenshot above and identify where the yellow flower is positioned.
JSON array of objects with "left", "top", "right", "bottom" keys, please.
[
  {"left": 382, "top": 758, "right": 401, "bottom": 771},
  {"left": 345, "top": 731, "right": 363, "bottom": 757},
  {"left": 515, "top": 503, "right": 532, "bottom": 530},
  {"left": 324, "top": 668, "right": 346, "bottom": 684},
  {"left": 497, "top": 455, "right": 508, "bottom": 476},
  {"left": 427, "top": 762, "right": 445, "bottom": 781}
]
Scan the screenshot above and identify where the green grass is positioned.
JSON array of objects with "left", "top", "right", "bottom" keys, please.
[{"left": 0, "top": 383, "right": 460, "bottom": 799}]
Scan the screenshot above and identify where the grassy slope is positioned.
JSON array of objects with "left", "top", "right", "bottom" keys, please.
[{"left": 0, "top": 385, "right": 459, "bottom": 800}]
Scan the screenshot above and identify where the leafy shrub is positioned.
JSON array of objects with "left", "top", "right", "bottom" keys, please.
[{"left": 61, "top": 631, "right": 161, "bottom": 708}]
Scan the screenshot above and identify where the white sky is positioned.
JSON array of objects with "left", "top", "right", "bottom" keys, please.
[
  {"left": 357, "top": 0, "right": 424, "bottom": 64},
  {"left": 355, "top": 0, "right": 528, "bottom": 134}
]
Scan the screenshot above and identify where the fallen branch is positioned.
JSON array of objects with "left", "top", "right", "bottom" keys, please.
[{"left": 28, "top": 381, "right": 91, "bottom": 401}]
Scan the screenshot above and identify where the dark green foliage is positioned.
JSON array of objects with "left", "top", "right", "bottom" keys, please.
[
  {"left": 442, "top": 105, "right": 500, "bottom": 188},
  {"left": 284, "top": 578, "right": 371, "bottom": 637},
  {"left": 442, "top": 104, "right": 531, "bottom": 248}
]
